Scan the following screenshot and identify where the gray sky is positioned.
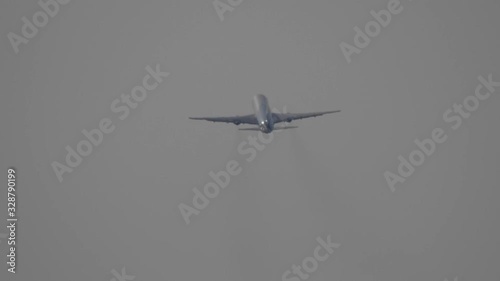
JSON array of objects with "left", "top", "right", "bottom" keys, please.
[{"left": 1, "top": 0, "right": 499, "bottom": 281}]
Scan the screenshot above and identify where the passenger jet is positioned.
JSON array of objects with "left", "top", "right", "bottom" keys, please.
[{"left": 189, "top": 94, "right": 340, "bottom": 134}]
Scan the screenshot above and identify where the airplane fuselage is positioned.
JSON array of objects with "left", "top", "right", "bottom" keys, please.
[{"left": 252, "top": 94, "right": 274, "bottom": 133}]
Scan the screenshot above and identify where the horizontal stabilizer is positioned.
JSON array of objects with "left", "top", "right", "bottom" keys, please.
[
  {"left": 238, "top": 127, "right": 261, "bottom": 131},
  {"left": 238, "top": 125, "right": 298, "bottom": 131},
  {"left": 274, "top": 125, "right": 298, "bottom": 130}
]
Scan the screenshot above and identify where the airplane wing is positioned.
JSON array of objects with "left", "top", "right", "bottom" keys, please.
[
  {"left": 189, "top": 114, "right": 258, "bottom": 125},
  {"left": 272, "top": 110, "right": 340, "bottom": 123}
]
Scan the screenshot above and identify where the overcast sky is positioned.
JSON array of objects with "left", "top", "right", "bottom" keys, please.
[{"left": 1, "top": 0, "right": 499, "bottom": 281}]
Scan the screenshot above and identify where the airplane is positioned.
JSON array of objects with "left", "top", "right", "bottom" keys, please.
[{"left": 189, "top": 94, "right": 340, "bottom": 134}]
